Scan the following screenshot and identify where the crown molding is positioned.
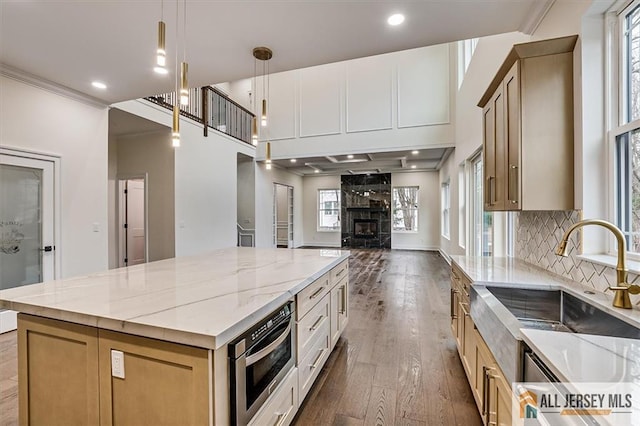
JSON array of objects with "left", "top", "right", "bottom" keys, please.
[
  {"left": 519, "top": 0, "right": 556, "bottom": 35},
  {"left": 0, "top": 63, "right": 108, "bottom": 109}
]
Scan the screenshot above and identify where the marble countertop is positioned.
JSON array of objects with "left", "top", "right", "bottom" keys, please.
[
  {"left": 0, "top": 247, "right": 349, "bottom": 350},
  {"left": 522, "top": 329, "right": 640, "bottom": 384},
  {"left": 452, "top": 256, "right": 640, "bottom": 385}
]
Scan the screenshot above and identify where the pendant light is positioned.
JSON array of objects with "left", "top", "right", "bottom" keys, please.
[
  {"left": 179, "top": 0, "right": 189, "bottom": 106},
  {"left": 253, "top": 47, "right": 272, "bottom": 127},
  {"left": 265, "top": 141, "right": 272, "bottom": 170},
  {"left": 251, "top": 117, "right": 258, "bottom": 145},
  {"left": 154, "top": 1, "right": 168, "bottom": 74},
  {"left": 171, "top": 0, "right": 181, "bottom": 147}
]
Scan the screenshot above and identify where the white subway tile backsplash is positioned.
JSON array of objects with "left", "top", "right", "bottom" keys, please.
[{"left": 515, "top": 210, "right": 640, "bottom": 305}]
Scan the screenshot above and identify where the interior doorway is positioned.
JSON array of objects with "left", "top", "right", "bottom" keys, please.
[
  {"left": 0, "top": 149, "right": 59, "bottom": 333},
  {"left": 273, "top": 183, "right": 293, "bottom": 248},
  {"left": 117, "top": 176, "right": 148, "bottom": 267}
]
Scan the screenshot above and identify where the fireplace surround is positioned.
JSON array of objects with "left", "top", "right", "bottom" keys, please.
[{"left": 341, "top": 174, "right": 391, "bottom": 249}]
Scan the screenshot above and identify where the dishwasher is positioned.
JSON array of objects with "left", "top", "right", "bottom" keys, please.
[{"left": 523, "top": 350, "right": 600, "bottom": 426}]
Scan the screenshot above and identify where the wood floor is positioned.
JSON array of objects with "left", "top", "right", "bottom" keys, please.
[
  {"left": 0, "top": 249, "right": 480, "bottom": 426},
  {"left": 292, "top": 249, "right": 481, "bottom": 426}
]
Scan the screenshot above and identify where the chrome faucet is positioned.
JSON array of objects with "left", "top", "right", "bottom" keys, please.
[{"left": 555, "top": 219, "right": 640, "bottom": 309}]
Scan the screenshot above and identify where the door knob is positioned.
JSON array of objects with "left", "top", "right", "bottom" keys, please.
[{"left": 39, "top": 246, "right": 54, "bottom": 252}]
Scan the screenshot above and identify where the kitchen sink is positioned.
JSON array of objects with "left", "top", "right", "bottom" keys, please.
[
  {"left": 485, "top": 286, "right": 640, "bottom": 339},
  {"left": 469, "top": 284, "right": 640, "bottom": 384}
]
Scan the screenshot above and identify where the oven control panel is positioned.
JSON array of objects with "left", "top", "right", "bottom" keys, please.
[{"left": 250, "top": 303, "right": 292, "bottom": 343}]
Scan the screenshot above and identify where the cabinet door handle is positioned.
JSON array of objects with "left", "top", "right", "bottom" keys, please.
[
  {"left": 485, "top": 367, "right": 497, "bottom": 425},
  {"left": 340, "top": 285, "right": 347, "bottom": 314},
  {"left": 309, "top": 286, "right": 325, "bottom": 300},
  {"left": 309, "top": 315, "right": 325, "bottom": 331},
  {"left": 508, "top": 164, "right": 518, "bottom": 204},
  {"left": 482, "top": 366, "right": 488, "bottom": 417},
  {"left": 335, "top": 267, "right": 345, "bottom": 277},
  {"left": 275, "top": 406, "right": 293, "bottom": 426},
  {"left": 450, "top": 289, "right": 458, "bottom": 319},
  {"left": 309, "top": 348, "right": 326, "bottom": 370},
  {"left": 485, "top": 176, "right": 492, "bottom": 205}
]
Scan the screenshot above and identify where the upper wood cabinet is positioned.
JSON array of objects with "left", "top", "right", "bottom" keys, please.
[{"left": 479, "top": 35, "right": 578, "bottom": 211}]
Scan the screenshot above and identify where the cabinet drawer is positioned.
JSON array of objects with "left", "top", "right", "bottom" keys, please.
[
  {"left": 297, "top": 293, "right": 330, "bottom": 361},
  {"left": 296, "top": 272, "right": 330, "bottom": 320},
  {"left": 330, "top": 260, "right": 349, "bottom": 285},
  {"left": 298, "top": 320, "right": 330, "bottom": 403},
  {"left": 452, "top": 264, "right": 471, "bottom": 300},
  {"left": 248, "top": 367, "right": 298, "bottom": 426}
]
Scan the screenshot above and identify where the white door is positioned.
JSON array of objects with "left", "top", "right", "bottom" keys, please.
[
  {"left": 0, "top": 153, "right": 55, "bottom": 333},
  {"left": 126, "top": 179, "right": 146, "bottom": 265}
]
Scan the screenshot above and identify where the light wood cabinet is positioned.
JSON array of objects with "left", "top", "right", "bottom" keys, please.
[
  {"left": 479, "top": 35, "right": 578, "bottom": 211},
  {"left": 450, "top": 266, "right": 517, "bottom": 426},
  {"left": 97, "top": 329, "right": 210, "bottom": 426},
  {"left": 17, "top": 314, "right": 211, "bottom": 426},
  {"left": 17, "top": 314, "right": 100, "bottom": 426}
]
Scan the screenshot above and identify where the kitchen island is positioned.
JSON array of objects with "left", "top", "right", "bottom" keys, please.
[{"left": 0, "top": 247, "right": 350, "bottom": 426}]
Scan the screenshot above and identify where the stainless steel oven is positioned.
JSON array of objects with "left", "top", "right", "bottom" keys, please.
[{"left": 229, "top": 301, "right": 296, "bottom": 426}]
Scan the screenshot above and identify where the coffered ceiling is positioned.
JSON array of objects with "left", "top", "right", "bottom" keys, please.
[
  {"left": 271, "top": 147, "right": 453, "bottom": 175},
  {"left": 1, "top": 0, "right": 553, "bottom": 104}
]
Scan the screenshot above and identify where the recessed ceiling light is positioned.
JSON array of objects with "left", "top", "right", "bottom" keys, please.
[
  {"left": 347, "top": 154, "right": 354, "bottom": 159},
  {"left": 412, "top": 150, "right": 419, "bottom": 155},
  {"left": 387, "top": 14, "right": 405, "bottom": 26},
  {"left": 411, "top": 165, "right": 417, "bottom": 169},
  {"left": 290, "top": 158, "right": 297, "bottom": 163},
  {"left": 314, "top": 169, "right": 320, "bottom": 173},
  {"left": 91, "top": 81, "right": 107, "bottom": 89},
  {"left": 154, "top": 66, "right": 169, "bottom": 75}
]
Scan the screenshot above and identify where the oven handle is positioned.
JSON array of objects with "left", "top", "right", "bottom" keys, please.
[{"left": 245, "top": 321, "right": 292, "bottom": 367}]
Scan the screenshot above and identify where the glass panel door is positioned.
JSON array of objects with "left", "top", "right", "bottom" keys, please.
[{"left": 0, "top": 155, "right": 54, "bottom": 289}]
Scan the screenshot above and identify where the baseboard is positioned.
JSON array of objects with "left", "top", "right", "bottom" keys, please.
[
  {"left": 301, "top": 243, "right": 342, "bottom": 248},
  {"left": 391, "top": 246, "right": 440, "bottom": 252},
  {"left": 439, "top": 249, "right": 452, "bottom": 265},
  {"left": 0, "top": 310, "right": 17, "bottom": 334}
]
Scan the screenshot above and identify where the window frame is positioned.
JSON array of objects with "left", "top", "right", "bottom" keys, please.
[
  {"left": 317, "top": 189, "right": 341, "bottom": 232},
  {"left": 392, "top": 186, "right": 419, "bottom": 233},
  {"left": 609, "top": 0, "right": 640, "bottom": 260},
  {"left": 441, "top": 180, "right": 451, "bottom": 239}
]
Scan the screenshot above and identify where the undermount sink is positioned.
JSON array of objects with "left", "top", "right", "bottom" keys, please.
[
  {"left": 485, "top": 286, "right": 640, "bottom": 339},
  {"left": 469, "top": 284, "right": 640, "bottom": 384}
]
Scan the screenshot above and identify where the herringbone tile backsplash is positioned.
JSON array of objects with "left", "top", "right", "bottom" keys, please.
[{"left": 514, "top": 210, "right": 640, "bottom": 304}]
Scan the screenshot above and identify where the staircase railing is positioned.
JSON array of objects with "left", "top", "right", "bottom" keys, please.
[{"left": 145, "top": 86, "right": 254, "bottom": 145}]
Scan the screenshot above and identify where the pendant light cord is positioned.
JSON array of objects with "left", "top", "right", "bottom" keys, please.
[
  {"left": 175, "top": 0, "right": 179, "bottom": 103},
  {"left": 183, "top": 0, "right": 187, "bottom": 62}
]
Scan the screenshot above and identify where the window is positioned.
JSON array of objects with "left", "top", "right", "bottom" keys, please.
[
  {"left": 458, "top": 38, "right": 479, "bottom": 88},
  {"left": 441, "top": 180, "right": 450, "bottom": 238},
  {"left": 318, "top": 189, "right": 340, "bottom": 231},
  {"left": 458, "top": 164, "right": 466, "bottom": 249},
  {"left": 392, "top": 186, "right": 418, "bottom": 231},
  {"left": 470, "top": 153, "right": 493, "bottom": 256},
  {"left": 614, "top": 0, "right": 640, "bottom": 255}
]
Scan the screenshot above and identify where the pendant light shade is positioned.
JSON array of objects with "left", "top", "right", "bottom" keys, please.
[
  {"left": 180, "top": 62, "right": 189, "bottom": 106},
  {"left": 172, "top": 105, "right": 180, "bottom": 147},
  {"left": 155, "top": 21, "right": 168, "bottom": 74},
  {"left": 261, "top": 99, "right": 267, "bottom": 126},
  {"left": 265, "top": 141, "right": 272, "bottom": 170},
  {"left": 251, "top": 117, "right": 258, "bottom": 145}
]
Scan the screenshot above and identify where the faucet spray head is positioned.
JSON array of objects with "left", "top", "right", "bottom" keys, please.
[{"left": 555, "top": 239, "right": 569, "bottom": 257}]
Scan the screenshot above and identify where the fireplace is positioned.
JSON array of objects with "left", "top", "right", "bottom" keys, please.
[{"left": 353, "top": 219, "right": 378, "bottom": 239}]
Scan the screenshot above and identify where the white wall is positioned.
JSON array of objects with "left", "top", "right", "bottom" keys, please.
[
  {"left": 108, "top": 133, "right": 118, "bottom": 268},
  {"left": 115, "top": 130, "right": 175, "bottom": 262},
  {"left": 248, "top": 44, "right": 455, "bottom": 161},
  {"left": 302, "top": 175, "right": 341, "bottom": 247},
  {"left": 254, "top": 165, "right": 303, "bottom": 248},
  {"left": 391, "top": 172, "right": 440, "bottom": 251},
  {"left": 0, "top": 76, "right": 109, "bottom": 278},
  {"left": 112, "top": 99, "right": 255, "bottom": 257},
  {"left": 237, "top": 157, "right": 256, "bottom": 230}
]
